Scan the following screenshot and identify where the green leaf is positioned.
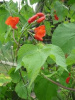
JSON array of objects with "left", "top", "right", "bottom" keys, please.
[
  {"left": 34, "top": 76, "right": 58, "bottom": 100},
  {"left": 52, "top": 23, "right": 75, "bottom": 53},
  {"left": 44, "top": 44, "right": 67, "bottom": 70},
  {"left": 20, "top": 5, "right": 34, "bottom": 20},
  {"left": 47, "top": 56, "right": 55, "bottom": 65},
  {"left": 0, "top": 7, "right": 10, "bottom": 34},
  {"left": 58, "top": 70, "right": 72, "bottom": 87},
  {"left": 44, "top": 21, "right": 51, "bottom": 36},
  {"left": 53, "top": 1, "right": 68, "bottom": 21},
  {"left": 0, "top": 74, "right": 11, "bottom": 86},
  {"left": 68, "top": 0, "right": 75, "bottom": 4},
  {"left": 22, "top": 44, "right": 47, "bottom": 86},
  {"left": 70, "top": 4, "right": 75, "bottom": 11},
  {"left": 15, "top": 81, "right": 31, "bottom": 99},
  {"left": 30, "top": 0, "right": 40, "bottom": 4},
  {"left": 17, "top": 44, "right": 38, "bottom": 70},
  {"left": 17, "top": 43, "right": 67, "bottom": 86},
  {"left": 66, "top": 49, "right": 75, "bottom": 65},
  {"left": 5, "top": 0, "right": 18, "bottom": 12},
  {"left": 8, "top": 68, "right": 21, "bottom": 83}
]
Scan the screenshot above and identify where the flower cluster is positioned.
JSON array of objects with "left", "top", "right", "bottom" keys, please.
[
  {"left": 28, "top": 12, "right": 46, "bottom": 41},
  {"left": 28, "top": 12, "right": 45, "bottom": 24},
  {"left": 5, "top": 12, "right": 46, "bottom": 41},
  {"left": 5, "top": 11, "right": 59, "bottom": 41},
  {"left": 5, "top": 16, "right": 19, "bottom": 29},
  {"left": 34, "top": 25, "right": 46, "bottom": 41},
  {"left": 66, "top": 73, "right": 71, "bottom": 84}
]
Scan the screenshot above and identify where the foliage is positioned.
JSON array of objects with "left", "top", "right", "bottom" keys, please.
[
  {"left": 52, "top": 23, "right": 75, "bottom": 53},
  {"left": 34, "top": 76, "right": 58, "bottom": 100},
  {"left": 0, "top": 0, "right": 75, "bottom": 100}
]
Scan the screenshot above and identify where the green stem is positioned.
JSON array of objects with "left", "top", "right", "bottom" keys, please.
[
  {"left": 27, "top": 30, "right": 37, "bottom": 44},
  {"left": 13, "top": 30, "right": 18, "bottom": 45}
]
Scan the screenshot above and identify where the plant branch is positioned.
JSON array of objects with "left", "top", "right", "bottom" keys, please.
[
  {"left": 41, "top": 73, "right": 75, "bottom": 91},
  {"left": 13, "top": 30, "right": 18, "bottom": 45},
  {"left": 27, "top": 30, "right": 37, "bottom": 42},
  {"left": 0, "top": 60, "right": 17, "bottom": 67},
  {"left": 1, "top": 49, "right": 8, "bottom": 72}
]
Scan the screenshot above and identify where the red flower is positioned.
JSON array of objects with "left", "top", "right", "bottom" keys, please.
[
  {"left": 28, "top": 15, "right": 38, "bottom": 24},
  {"left": 5, "top": 16, "right": 19, "bottom": 29},
  {"left": 66, "top": 73, "right": 71, "bottom": 84},
  {"left": 66, "top": 76, "right": 70, "bottom": 84},
  {"left": 37, "top": 12, "right": 45, "bottom": 17},
  {"left": 34, "top": 25, "right": 46, "bottom": 41},
  {"left": 37, "top": 16, "right": 45, "bottom": 23},
  {"left": 54, "top": 14, "right": 59, "bottom": 20}
]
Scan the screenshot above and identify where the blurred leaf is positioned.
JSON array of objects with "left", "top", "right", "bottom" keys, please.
[
  {"left": 9, "top": 68, "right": 21, "bottom": 83},
  {"left": 34, "top": 76, "right": 58, "bottom": 100},
  {"left": 6, "top": 0, "right": 18, "bottom": 12},
  {"left": 20, "top": 5, "right": 34, "bottom": 20},
  {"left": 15, "top": 81, "right": 31, "bottom": 99},
  {"left": 68, "top": 0, "right": 75, "bottom": 4},
  {"left": 0, "top": 7, "right": 10, "bottom": 34},
  {"left": 30, "top": 0, "right": 40, "bottom": 4},
  {"left": 58, "top": 70, "right": 72, "bottom": 87},
  {"left": 54, "top": 1, "right": 68, "bottom": 21},
  {"left": 52, "top": 23, "right": 75, "bottom": 53},
  {"left": 66, "top": 49, "right": 75, "bottom": 65},
  {"left": 70, "top": 4, "right": 75, "bottom": 11},
  {"left": 0, "top": 74, "right": 11, "bottom": 86},
  {"left": 47, "top": 56, "right": 55, "bottom": 64},
  {"left": 44, "top": 21, "right": 51, "bottom": 36},
  {"left": 17, "top": 43, "right": 67, "bottom": 86}
]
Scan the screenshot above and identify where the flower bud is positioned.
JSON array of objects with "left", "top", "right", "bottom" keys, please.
[
  {"left": 54, "top": 14, "right": 59, "bottom": 20},
  {"left": 37, "top": 12, "right": 45, "bottom": 17},
  {"left": 37, "top": 16, "right": 45, "bottom": 23},
  {"left": 28, "top": 15, "right": 38, "bottom": 24}
]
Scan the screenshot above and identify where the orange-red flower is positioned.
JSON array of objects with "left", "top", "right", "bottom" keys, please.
[
  {"left": 34, "top": 25, "right": 46, "bottom": 41},
  {"left": 34, "top": 25, "right": 45, "bottom": 33},
  {"left": 5, "top": 16, "right": 19, "bottom": 29},
  {"left": 54, "top": 14, "right": 59, "bottom": 20}
]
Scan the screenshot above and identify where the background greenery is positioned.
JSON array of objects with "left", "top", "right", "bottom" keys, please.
[{"left": 0, "top": 0, "right": 75, "bottom": 100}]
